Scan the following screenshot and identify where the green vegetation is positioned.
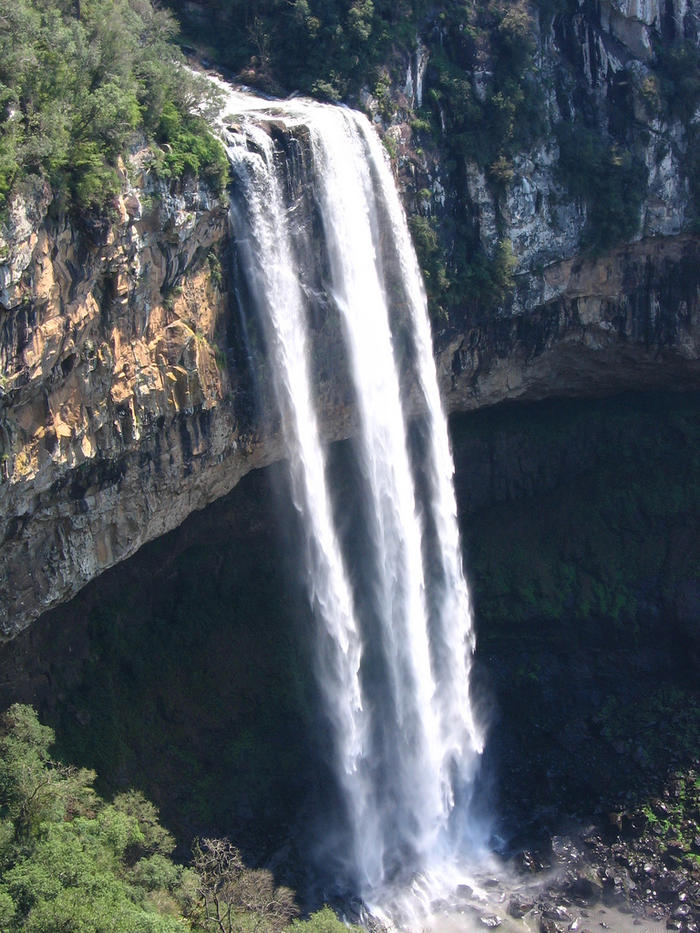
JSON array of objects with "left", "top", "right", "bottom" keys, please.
[
  {"left": 166, "top": 0, "right": 543, "bottom": 161},
  {"left": 454, "top": 392, "right": 700, "bottom": 633},
  {"left": 411, "top": 209, "right": 519, "bottom": 321},
  {"left": 0, "top": 0, "right": 228, "bottom": 214},
  {"left": 166, "top": 0, "right": 543, "bottom": 311},
  {"left": 423, "top": 0, "right": 543, "bottom": 166},
  {"left": 408, "top": 215, "right": 449, "bottom": 317},
  {"left": 635, "top": 766, "right": 700, "bottom": 867},
  {"left": 406, "top": 0, "right": 544, "bottom": 313},
  {"left": 167, "top": 0, "right": 426, "bottom": 101},
  {"left": 653, "top": 39, "right": 700, "bottom": 125},
  {"left": 0, "top": 704, "right": 353, "bottom": 933},
  {"left": 0, "top": 703, "right": 187, "bottom": 931},
  {"left": 556, "top": 122, "right": 647, "bottom": 253}
]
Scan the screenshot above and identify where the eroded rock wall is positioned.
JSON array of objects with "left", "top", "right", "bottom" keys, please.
[
  {"left": 439, "top": 234, "right": 700, "bottom": 408},
  {"left": 0, "top": 164, "right": 280, "bottom": 638},
  {"left": 2, "top": 0, "right": 700, "bottom": 636}
]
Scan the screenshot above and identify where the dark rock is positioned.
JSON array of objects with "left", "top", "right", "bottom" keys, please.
[
  {"left": 653, "top": 801, "right": 671, "bottom": 819},
  {"left": 621, "top": 812, "right": 648, "bottom": 839},
  {"left": 542, "top": 904, "right": 572, "bottom": 923},
  {"left": 566, "top": 875, "right": 604, "bottom": 905},
  {"left": 539, "top": 918, "right": 563, "bottom": 933},
  {"left": 507, "top": 893, "right": 535, "bottom": 918},
  {"left": 455, "top": 884, "right": 474, "bottom": 900},
  {"left": 656, "top": 871, "right": 687, "bottom": 903},
  {"left": 517, "top": 850, "right": 547, "bottom": 873}
]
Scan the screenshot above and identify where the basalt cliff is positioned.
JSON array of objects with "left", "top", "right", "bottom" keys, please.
[{"left": 1, "top": 0, "right": 699, "bottom": 637}]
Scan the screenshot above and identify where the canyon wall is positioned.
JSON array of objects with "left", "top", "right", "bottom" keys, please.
[{"left": 1, "top": 0, "right": 699, "bottom": 636}]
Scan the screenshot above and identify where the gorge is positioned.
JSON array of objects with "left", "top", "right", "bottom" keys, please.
[{"left": 0, "top": 0, "right": 699, "bottom": 928}]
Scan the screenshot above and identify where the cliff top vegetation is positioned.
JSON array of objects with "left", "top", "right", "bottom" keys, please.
[{"left": 0, "top": 0, "right": 229, "bottom": 215}]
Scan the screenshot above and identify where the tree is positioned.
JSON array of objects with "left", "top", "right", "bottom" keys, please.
[
  {"left": 0, "top": 0, "right": 228, "bottom": 213},
  {"left": 289, "top": 906, "right": 362, "bottom": 933},
  {"left": 0, "top": 705, "right": 187, "bottom": 933},
  {"left": 0, "top": 704, "right": 97, "bottom": 841},
  {"left": 192, "top": 837, "right": 298, "bottom": 933}
]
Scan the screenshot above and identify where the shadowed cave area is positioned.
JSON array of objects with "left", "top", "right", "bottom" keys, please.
[{"left": 0, "top": 390, "right": 698, "bottom": 901}]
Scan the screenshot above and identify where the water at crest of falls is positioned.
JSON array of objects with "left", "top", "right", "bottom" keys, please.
[{"left": 218, "top": 81, "right": 485, "bottom": 911}]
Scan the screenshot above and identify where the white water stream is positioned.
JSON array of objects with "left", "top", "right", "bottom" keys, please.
[{"left": 218, "top": 83, "right": 484, "bottom": 911}]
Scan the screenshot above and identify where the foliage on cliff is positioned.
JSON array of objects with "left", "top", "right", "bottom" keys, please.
[
  {"left": 166, "top": 0, "right": 543, "bottom": 160},
  {"left": 0, "top": 0, "right": 228, "bottom": 214},
  {"left": 0, "top": 704, "right": 353, "bottom": 933},
  {"left": 166, "top": 0, "right": 422, "bottom": 100},
  {"left": 556, "top": 124, "right": 648, "bottom": 252}
]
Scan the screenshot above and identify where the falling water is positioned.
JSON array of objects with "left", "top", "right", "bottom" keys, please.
[
  {"left": 224, "top": 119, "right": 375, "bottom": 879},
  {"left": 218, "top": 82, "right": 484, "bottom": 908}
]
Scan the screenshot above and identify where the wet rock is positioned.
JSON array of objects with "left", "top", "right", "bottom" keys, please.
[
  {"left": 656, "top": 871, "right": 687, "bottom": 903},
  {"left": 542, "top": 904, "right": 572, "bottom": 923},
  {"left": 621, "top": 812, "right": 648, "bottom": 839},
  {"left": 508, "top": 893, "right": 535, "bottom": 918},
  {"left": 539, "top": 918, "right": 564, "bottom": 933},
  {"left": 566, "top": 875, "right": 604, "bottom": 905},
  {"left": 479, "top": 914, "right": 502, "bottom": 928},
  {"left": 517, "top": 850, "right": 547, "bottom": 873},
  {"left": 653, "top": 800, "right": 671, "bottom": 819},
  {"left": 567, "top": 920, "right": 591, "bottom": 932}
]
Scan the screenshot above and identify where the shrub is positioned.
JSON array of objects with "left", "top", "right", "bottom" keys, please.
[
  {"left": 0, "top": 0, "right": 228, "bottom": 214},
  {"left": 556, "top": 122, "right": 647, "bottom": 251}
]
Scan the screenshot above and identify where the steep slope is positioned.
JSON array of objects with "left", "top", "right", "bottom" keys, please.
[{"left": 1, "top": 0, "right": 699, "bottom": 634}]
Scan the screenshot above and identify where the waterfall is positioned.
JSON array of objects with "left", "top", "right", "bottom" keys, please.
[{"left": 219, "top": 84, "right": 483, "bottom": 904}]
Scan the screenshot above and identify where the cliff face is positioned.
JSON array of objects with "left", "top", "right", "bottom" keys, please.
[
  {"left": 382, "top": 0, "right": 700, "bottom": 402},
  {"left": 439, "top": 234, "right": 700, "bottom": 409},
  {"left": 0, "top": 166, "right": 277, "bottom": 638},
  {"left": 1, "top": 0, "right": 699, "bottom": 636}
]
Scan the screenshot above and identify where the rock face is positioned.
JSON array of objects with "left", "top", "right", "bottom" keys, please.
[
  {"left": 1, "top": 0, "right": 700, "bottom": 635},
  {"left": 440, "top": 234, "right": 700, "bottom": 410},
  {"left": 0, "top": 165, "right": 280, "bottom": 638}
]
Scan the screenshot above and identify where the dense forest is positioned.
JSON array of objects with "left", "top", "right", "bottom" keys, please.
[
  {"left": 0, "top": 704, "right": 357, "bottom": 933},
  {"left": 0, "top": 0, "right": 228, "bottom": 213}
]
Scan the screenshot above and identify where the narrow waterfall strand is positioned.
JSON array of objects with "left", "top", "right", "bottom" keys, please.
[
  {"left": 306, "top": 108, "right": 447, "bottom": 872},
  {"left": 224, "top": 124, "right": 381, "bottom": 885},
  {"left": 218, "top": 83, "right": 483, "bottom": 901},
  {"left": 353, "top": 117, "right": 485, "bottom": 774}
]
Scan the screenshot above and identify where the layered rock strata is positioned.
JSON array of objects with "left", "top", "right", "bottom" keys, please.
[{"left": 0, "top": 62, "right": 700, "bottom": 638}]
